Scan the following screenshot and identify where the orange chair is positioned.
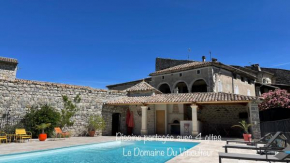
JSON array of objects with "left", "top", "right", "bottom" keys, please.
[{"left": 54, "top": 127, "right": 69, "bottom": 138}]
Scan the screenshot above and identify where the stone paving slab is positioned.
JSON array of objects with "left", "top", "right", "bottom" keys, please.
[{"left": 0, "top": 136, "right": 285, "bottom": 163}]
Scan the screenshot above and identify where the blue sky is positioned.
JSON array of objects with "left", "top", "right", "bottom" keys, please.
[{"left": 0, "top": 0, "right": 289, "bottom": 89}]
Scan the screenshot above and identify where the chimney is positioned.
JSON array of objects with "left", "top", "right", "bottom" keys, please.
[
  {"left": 251, "top": 64, "right": 261, "bottom": 71},
  {"left": 202, "top": 56, "right": 206, "bottom": 62},
  {"left": 212, "top": 58, "right": 218, "bottom": 62}
]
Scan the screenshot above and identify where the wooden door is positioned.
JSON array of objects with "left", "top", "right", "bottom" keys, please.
[{"left": 156, "top": 110, "right": 165, "bottom": 135}]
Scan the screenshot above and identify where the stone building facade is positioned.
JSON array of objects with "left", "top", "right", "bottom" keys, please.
[{"left": 149, "top": 59, "right": 256, "bottom": 96}]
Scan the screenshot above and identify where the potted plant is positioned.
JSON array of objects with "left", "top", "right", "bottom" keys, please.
[
  {"left": 87, "top": 115, "right": 106, "bottom": 137},
  {"left": 36, "top": 123, "right": 51, "bottom": 141},
  {"left": 232, "top": 120, "right": 252, "bottom": 141}
]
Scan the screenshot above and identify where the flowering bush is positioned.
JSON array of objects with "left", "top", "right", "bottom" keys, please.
[{"left": 259, "top": 89, "right": 290, "bottom": 111}]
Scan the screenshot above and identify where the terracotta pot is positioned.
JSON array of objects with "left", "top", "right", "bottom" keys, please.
[
  {"left": 243, "top": 134, "right": 252, "bottom": 141},
  {"left": 39, "top": 133, "right": 47, "bottom": 141},
  {"left": 89, "top": 131, "right": 96, "bottom": 137}
]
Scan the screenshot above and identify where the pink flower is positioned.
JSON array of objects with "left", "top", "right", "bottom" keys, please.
[{"left": 259, "top": 89, "right": 290, "bottom": 110}]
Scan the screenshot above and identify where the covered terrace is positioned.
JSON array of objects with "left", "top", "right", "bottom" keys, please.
[{"left": 105, "top": 92, "right": 261, "bottom": 138}]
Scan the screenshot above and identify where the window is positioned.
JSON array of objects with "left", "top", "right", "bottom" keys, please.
[
  {"left": 162, "top": 76, "right": 165, "bottom": 79},
  {"left": 218, "top": 80, "right": 223, "bottom": 92},
  {"left": 241, "top": 77, "right": 245, "bottom": 82},
  {"left": 197, "top": 70, "right": 201, "bottom": 74},
  {"left": 233, "top": 73, "right": 237, "bottom": 79},
  {"left": 179, "top": 73, "right": 182, "bottom": 77},
  {"left": 248, "top": 79, "right": 252, "bottom": 84},
  {"left": 262, "top": 79, "right": 266, "bottom": 83},
  {"left": 247, "top": 89, "right": 251, "bottom": 96},
  {"left": 234, "top": 85, "right": 239, "bottom": 94}
]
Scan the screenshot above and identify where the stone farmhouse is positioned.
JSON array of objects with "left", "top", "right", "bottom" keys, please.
[{"left": 0, "top": 56, "right": 289, "bottom": 138}]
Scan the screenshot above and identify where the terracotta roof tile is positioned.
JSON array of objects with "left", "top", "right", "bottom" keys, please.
[
  {"left": 106, "top": 92, "right": 256, "bottom": 105},
  {"left": 0, "top": 56, "right": 18, "bottom": 64},
  {"left": 150, "top": 61, "right": 210, "bottom": 76},
  {"left": 125, "top": 80, "right": 162, "bottom": 93},
  {"left": 149, "top": 61, "right": 256, "bottom": 79}
]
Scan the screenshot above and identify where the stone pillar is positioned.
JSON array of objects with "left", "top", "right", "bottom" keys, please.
[
  {"left": 248, "top": 100, "right": 262, "bottom": 139},
  {"left": 141, "top": 105, "right": 148, "bottom": 135},
  {"left": 191, "top": 104, "right": 199, "bottom": 136}
]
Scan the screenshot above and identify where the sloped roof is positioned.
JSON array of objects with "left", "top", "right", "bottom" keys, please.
[
  {"left": 0, "top": 56, "right": 18, "bottom": 64},
  {"left": 106, "top": 92, "right": 256, "bottom": 105},
  {"left": 149, "top": 61, "right": 256, "bottom": 79},
  {"left": 150, "top": 61, "right": 210, "bottom": 75},
  {"left": 125, "top": 80, "right": 162, "bottom": 93},
  {"left": 106, "top": 77, "right": 152, "bottom": 90}
]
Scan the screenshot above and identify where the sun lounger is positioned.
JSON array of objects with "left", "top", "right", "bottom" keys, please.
[
  {"left": 223, "top": 132, "right": 287, "bottom": 153},
  {"left": 219, "top": 146, "right": 290, "bottom": 163},
  {"left": 226, "top": 133, "right": 272, "bottom": 145}
]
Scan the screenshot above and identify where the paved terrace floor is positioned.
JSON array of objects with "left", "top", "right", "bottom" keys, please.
[{"left": 0, "top": 136, "right": 280, "bottom": 163}]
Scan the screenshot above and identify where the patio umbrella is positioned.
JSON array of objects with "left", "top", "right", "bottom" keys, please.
[
  {"left": 126, "top": 109, "right": 130, "bottom": 126},
  {"left": 128, "top": 111, "right": 134, "bottom": 128}
]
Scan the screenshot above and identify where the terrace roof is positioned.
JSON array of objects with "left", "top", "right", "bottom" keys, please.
[{"left": 106, "top": 92, "right": 256, "bottom": 105}]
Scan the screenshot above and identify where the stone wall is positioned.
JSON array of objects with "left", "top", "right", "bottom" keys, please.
[
  {"left": 0, "top": 79, "right": 126, "bottom": 136},
  {"left": 129, "top": 105, "right": 155, "bottom": 135},
  {"left": 198, "top": 105, "right": 248, "bottom": 125},
  {"left": 248, "top": 100, "right": 262, "bottom": 139},
  {"left": 0, "top": 62, "right": 17, "bottom": 81},
  {"left": 102, "top": 105, "right": 127, "bottom": 136}
]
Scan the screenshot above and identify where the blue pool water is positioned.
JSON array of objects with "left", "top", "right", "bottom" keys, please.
[{"left": 0, "top": 141, "right": 198, "bottom": 163}]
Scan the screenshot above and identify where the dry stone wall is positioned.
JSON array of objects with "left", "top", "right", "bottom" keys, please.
[{"left": 0, "top": 79, "right": 126, "bottom": 136}]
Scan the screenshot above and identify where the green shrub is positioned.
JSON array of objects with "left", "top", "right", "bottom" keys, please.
[
  {"left": 87, "top": 115, "right": 106, "bottom": 132},
  {"left": 22, "top": 104, "right": 61, "bottom": 138}
]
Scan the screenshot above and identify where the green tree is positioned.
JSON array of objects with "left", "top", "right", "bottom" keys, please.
[
  {"left": 22, "top": 105, "right": 61, "bottom": 138},
  {"left": 59, "top": 94, "right": 81, "bottom": 129}
]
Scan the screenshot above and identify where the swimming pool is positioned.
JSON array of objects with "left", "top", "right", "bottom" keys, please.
[{"left": 0, "top": 141, "right": 199, "bottom": 163}]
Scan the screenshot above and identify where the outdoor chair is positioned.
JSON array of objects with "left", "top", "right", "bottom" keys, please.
[
  {"left": 219, "top": 146, "right": 290, "bottom": 163},
  {"left": 223, "top": 132, "right": 287, "bottom": 153},
  {"left": 15, "top": 129, "right": 32, "bottom": 143},
  {"left": 54, "top": 127, "right": 69, "bottom": 139},
  {"left": 0, "top": 132, "right": 7, "bottom": 144},
  {"left": 226, "top": 132, "right": 273, "bottom": 145}
]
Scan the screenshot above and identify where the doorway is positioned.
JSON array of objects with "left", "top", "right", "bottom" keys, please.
[
  {"left": 156, "top": 110, "right": 165, "bottom": 135},
  {"left": 112, "top": 113, "right": 120, "bottom": 136}
]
